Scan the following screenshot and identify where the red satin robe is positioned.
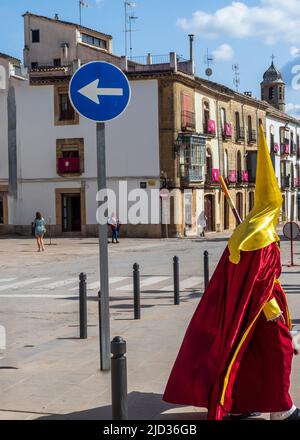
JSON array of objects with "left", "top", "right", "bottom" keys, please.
[{"left": 163, "top": 242, "right": 294, "bottom": 420}]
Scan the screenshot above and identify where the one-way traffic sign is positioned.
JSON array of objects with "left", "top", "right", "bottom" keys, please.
[{"left": 69, "top": 61, "right": 131, "bottom": 122}]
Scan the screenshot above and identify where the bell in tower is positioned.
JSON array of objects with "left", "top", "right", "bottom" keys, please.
[{"left": 261, "top": 56, "right": 285, "bottom": 112}]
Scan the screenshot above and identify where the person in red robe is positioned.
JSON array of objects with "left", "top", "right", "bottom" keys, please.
[{"left": 163, "top": 126, "right": 299, "bottom": 420}]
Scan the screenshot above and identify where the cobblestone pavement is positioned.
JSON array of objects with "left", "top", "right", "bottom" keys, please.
[{"left": 0, "top": 232, "right": 299, "bottom": 419}]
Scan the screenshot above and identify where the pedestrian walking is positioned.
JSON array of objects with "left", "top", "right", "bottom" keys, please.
[
  {"left": 199, "top": 212, "right": 207, "bottom": 237},
  {"left": 108, "top": 213, "right": 120, "bottom": 244},
  {"left": 33, "top": 212, "right": 46, "bottom": 252},
  {"left": 163, "top": 126, "right": 300, "bottom": 420}
]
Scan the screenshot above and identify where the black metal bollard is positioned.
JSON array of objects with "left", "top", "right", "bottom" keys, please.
[
  {"left": 79, "top": 273, "right": 87, "bottom": 339},
  {"left": 133, "top": 263, "right": 141, "bottom": 320},
  {"left": 173, "top": 256, "right": 180, "bottom": 305},
  {"left": 111, "top": 336, "right": 128, "bottom": 420},
  {"left": 204, "top": 251, "right": 209, "bottom": 290}
]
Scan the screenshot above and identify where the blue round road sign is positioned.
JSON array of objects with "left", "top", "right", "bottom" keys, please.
[{"left": 69, "top": 61, "right": 131, "bottom": 122}]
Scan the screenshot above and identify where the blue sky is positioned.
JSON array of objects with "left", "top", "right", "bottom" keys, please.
[{"left": 1, "top": 0, "right": 300, "bottom": 116}]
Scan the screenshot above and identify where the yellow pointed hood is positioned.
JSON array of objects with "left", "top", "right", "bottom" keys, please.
[{"left": 228, "top": 125, "right": 282, "bottom": 264}]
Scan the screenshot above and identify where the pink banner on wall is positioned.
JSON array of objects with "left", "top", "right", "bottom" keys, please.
[
  {"left": 224, "top": 122, "right": 232, "bottom": 137},
  {"left": 284, "top": 144, "right": 290, "bottom": 154},
  {"left": 228, "top": 170, "right": 237, "bottom": 183},
  {"left": 274, "top": 143, "right": 279, "bottom": 153},
  {"left": 212, "top": 169, "right": 220, "bottom": 181},
  {"left": 207, "top": 119, "right": 216, "bottom": 134},
  {"left": 242, "top": 171, "right": 249, "bottom": 182}
]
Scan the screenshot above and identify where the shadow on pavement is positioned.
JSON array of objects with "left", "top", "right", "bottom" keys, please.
[{"left": 37, "top": 391, "right": 208, "bottom": 420}]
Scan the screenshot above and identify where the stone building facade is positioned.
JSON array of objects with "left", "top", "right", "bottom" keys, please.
[{"left": 1, "top": 12, "right": 300, "bottom": 238}]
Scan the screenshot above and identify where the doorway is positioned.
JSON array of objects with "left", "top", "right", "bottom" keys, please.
[
  {"left": 184, "top": 191, "right": 193, "bottom": 234},
  {"left": 236, "top": 192, "right": 243, "bottom": 225},
  {"left": 223, "top": 195, "right": 229, "bottom": 230},
  {"left": 0, "top": 194, "right": 3, "bottom": 224},
  {"left": 204, "top": 195, "right": 215, "bottom": 232},
  {"left": 62, "top": 193, "right": 81, "bottom": 232}
]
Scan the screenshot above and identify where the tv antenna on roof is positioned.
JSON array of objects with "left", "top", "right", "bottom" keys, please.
[
  {"left": 129, "top": 14, "right": 138, "bottom": 60},
  {"left": 204, "top": 48, "right": 214, "bottom": 78},
  {"left": 79, "top": 0, "right": 89, "bottom": 26},
  {"left": 124, "top": 2, "right": 136, "bottom": 58},
  {"left": 232, "top": 63, "right": 240, "bottom": 92}
]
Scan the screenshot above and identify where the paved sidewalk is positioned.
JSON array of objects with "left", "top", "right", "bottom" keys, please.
[{"left": 0, "top": 235, "right": 299, "bottom": 420}]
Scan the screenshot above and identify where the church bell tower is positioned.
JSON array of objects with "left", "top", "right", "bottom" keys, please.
[{"left": 261, "top": 56, "right": 285, "bottom": 112}]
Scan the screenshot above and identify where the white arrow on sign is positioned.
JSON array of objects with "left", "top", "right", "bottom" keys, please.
[{"left": 78, "top": 79, "right": 123, "bottom": 104}]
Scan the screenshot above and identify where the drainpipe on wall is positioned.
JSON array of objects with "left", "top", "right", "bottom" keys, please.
[
  {"left": 7, "top": 85, "right": 18, "bottom": 200},
  {"left": 216, "top": 95, "right": 223, "bottom": 232}
]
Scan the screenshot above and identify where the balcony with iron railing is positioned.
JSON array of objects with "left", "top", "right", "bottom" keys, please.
[
  {"left": 59, "top": 109, "right": 76, "bottom": 122},
  {"left": 247, "top": 129, "right": 257, "bottom": 144},
  {"left": 281, "top": 175, "right": 291, "bottom": 190},
  {"left": 271, "top": 142, "right": 280, "bottom": 154},
  {"left": 222, "top": 122, "right": 233, "bottom": 140},
  {"left": 290, "top": 142, "right": 297, "bottom": 156},
  {"left": 280, "top": 141, "right": 290, "bottom": 156},
  {"left": 181, "top": 111, "right": 196, "bottom": 131},
  {"left": 227, "top": 170, "right": 237, "bottom": 184},
  {"left": 127, "top": 52, "right": 194, "bottom": 76},
  {"left": 237, "top": 170, "right": 249, "bottom": 184},
  {"left": 57, "top": 157, "right": 80, "bottom": 174},
  {"left": 205, "top": 168, "right": 220, "bottom": 186},
  {"left": 247, "top": 169, "right": 256, "bottom": 184},
  {"left": 203, "top": 120, "right": 217, "bottom": 137},
  {"left": 235, "top": 127, "right": 245, "bottom": 142}
]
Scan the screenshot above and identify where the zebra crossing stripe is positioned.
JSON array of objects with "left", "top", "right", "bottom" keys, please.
[
  {"left": 116, "top": 276, "right": 170, "bottom": 292},
  {"left": 38, "top": 279, "right": 77, "bottom": 290},
  {"left": 160, "top": 276, "right": 203, "bottom": 292},
  {"left": 0, "top": 278, "right": 52, "bottom": 292},
  {"left": 0, "top": 278, "right": 16, "bottom": 283},
  {"left": 0, "top": 294, "right": 78, "bottom": 299},
  {"left": 68, "top": 276, "right": 130, "bottom": 291}
]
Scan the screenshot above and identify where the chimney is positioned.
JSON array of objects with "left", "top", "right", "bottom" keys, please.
[{"left": 188, "top": 34, "right": 195, "bottom": 62}]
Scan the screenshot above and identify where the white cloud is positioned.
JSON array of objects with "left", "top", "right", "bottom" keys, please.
[
  {"left": 177, "top": 0, "right": 300, "bottom": 45},
  {"left": 212, "top": 44, "right": 234, "bottom": 61},
  {"left": 286, "top": 103, "right": 300, "bottom": 117},
  {"left": 290, "top": 46, "right": 300, "bottom": 58}
]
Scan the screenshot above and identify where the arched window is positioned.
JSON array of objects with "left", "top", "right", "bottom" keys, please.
[
  {"left": 248, "top": 115, "right": 253, "bottom": 143},
  {"left": 206, "top": 147, "right": 213, "bottom": 183},
  {"left": 221, "top": 107, "right": 226, "bottom": 130},
  {"left": 269, "top": 87, "right": 274, "bottom": 100},
  {"left": 237, "top": 151, "right": 242, "bottom": 182},
  {"left": 291, "top": 131, "right": 295, "bottom": 153},
  {"left": 249, "top": 192, "right": 255, "bottom": 212},
  {"left": 235, "top": 112, "right": 240, "bottom": 130},
  {"left": 291, "top": 163, "right": 295, "bottom": 188},
  {"left": 248, "top": 115, "right": 252, "bottom": 132},
  {"left": 224, "top": 150, "right": 229, "bottom": 178},
  {"left": 235, "top": 112, "right": 241, "bottom": 140},
  {"left": 236, "top": 193, "right": 243, "bottom": 225},
  {"left": 270, "top": 125, "right": 275, "bottom": 151},
  {"left": 203, "top": 101, "right": 210, "bottom": 133}
]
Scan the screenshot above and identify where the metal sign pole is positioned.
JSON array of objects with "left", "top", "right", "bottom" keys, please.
[
  {"left": 96, "top": 122, "right": 111, "bottom": 371},
  {"left": 69, "top": 61, "right": 130, "bottom": 371}
]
